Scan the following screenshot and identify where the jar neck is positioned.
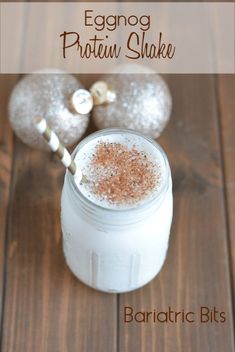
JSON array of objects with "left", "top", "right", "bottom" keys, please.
[
  {"left": 65, "top": 128, "right": 172, "bottom": 228},
  {"left": 65, "top": 169, "right": 171, "bottom": 228}
]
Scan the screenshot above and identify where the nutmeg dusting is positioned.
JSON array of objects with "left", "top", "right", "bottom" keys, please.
[{"left": 84, "top": 142, "right": 160, "bottom": 206}]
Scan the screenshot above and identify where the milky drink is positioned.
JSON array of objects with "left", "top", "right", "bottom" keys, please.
[{"left": 61, "top": 129, "right": 173, "bottom": 293}]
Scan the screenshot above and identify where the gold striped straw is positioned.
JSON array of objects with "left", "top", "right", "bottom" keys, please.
[{"left": 35, "top": 117, "right": 87, "bottom": 184}]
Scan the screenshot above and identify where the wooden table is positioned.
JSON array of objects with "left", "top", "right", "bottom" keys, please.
[{"left": 0, "top": 74, "right": 234, "bottom": 351}]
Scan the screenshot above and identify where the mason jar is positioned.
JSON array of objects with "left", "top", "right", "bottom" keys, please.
[{"left": 61, "top": 129, "right": 173, "bottom": 293}]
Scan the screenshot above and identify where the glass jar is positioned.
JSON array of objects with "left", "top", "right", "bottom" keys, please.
[{"left": 61, "top": 129, "right": 173, "bottom": 293}]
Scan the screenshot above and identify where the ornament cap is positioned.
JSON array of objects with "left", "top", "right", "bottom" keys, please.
[
  {"left": 90, "top": 81, "right": 116, "bottom": 105},
  {"left": 70, "top": 89, "right": 93, "bottom": 115}
]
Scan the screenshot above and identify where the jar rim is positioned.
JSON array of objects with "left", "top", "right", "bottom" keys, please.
[{"left": 68, "top": 128, "right": 170, "bottom": 214}]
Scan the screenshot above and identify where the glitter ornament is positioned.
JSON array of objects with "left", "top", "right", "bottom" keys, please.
[
  {"left": 92, "top": 64, "right": 172, "bottom": 139},
  {"left": 8, "top": 73, "right": 90, "bottom": 150}
]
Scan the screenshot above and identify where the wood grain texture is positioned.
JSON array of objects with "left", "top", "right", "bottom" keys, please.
[
  {"left": 217, "top": 75, "right": 235, "bottom": 296},
  {"left": 0, "top": 75, "right": 18, "bottom": 323},
  {"left": 0, "top": 76, "right": 234, "bottom": 351},
  {"left": 1, "top": 115, "right": 117, "bottom": 352},
  {"left": 118, "top": 75, "right": 235, "bottom": 351}
]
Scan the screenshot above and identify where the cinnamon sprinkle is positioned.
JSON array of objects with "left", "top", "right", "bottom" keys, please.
[{"left": 86, "top": 142, "right": 159, "bottom": 206}]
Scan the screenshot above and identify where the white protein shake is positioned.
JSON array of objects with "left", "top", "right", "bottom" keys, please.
[{"left": 61, "top": 129, "right": 173, "bottom": 293}]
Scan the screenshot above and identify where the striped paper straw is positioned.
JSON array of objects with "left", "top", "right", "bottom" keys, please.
[{"left": 35, "top": 117, "right": 85, "bottom": 184}]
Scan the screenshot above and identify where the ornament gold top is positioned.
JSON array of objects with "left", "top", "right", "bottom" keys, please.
[
  {"left": 70, "top": 89, "right": 93, "bottom": 115},
  {"left": 90, "top": 81, "right": 116, "bottom": 105}
]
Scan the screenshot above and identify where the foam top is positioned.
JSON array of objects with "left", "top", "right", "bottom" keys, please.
[{"left": 74, "top": 131, "right": 165, "bottom": 210}]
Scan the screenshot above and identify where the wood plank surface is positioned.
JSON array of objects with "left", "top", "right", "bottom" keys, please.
[
  {"left": 0, "top": 78, "right": 117, "bottom": 352},
  {"left": 0, "top": 75, "right": 234, "bottom": 351},
  {"left": 0, "top": 75, "right": 18, "bottom": 325},
  {"left": 217, "top": 74, "right": 235, "bottom": 296},
  {"left": 118, "top": 75, "right": 234, "bottom": 351}
]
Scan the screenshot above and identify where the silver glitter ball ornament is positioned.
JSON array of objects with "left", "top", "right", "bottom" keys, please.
[
  {"left": 92, "top": 65, "right": 172, "bottom": 139},
  {"left": 8, "top": 73, "right": 90, "bottom": 150}
]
